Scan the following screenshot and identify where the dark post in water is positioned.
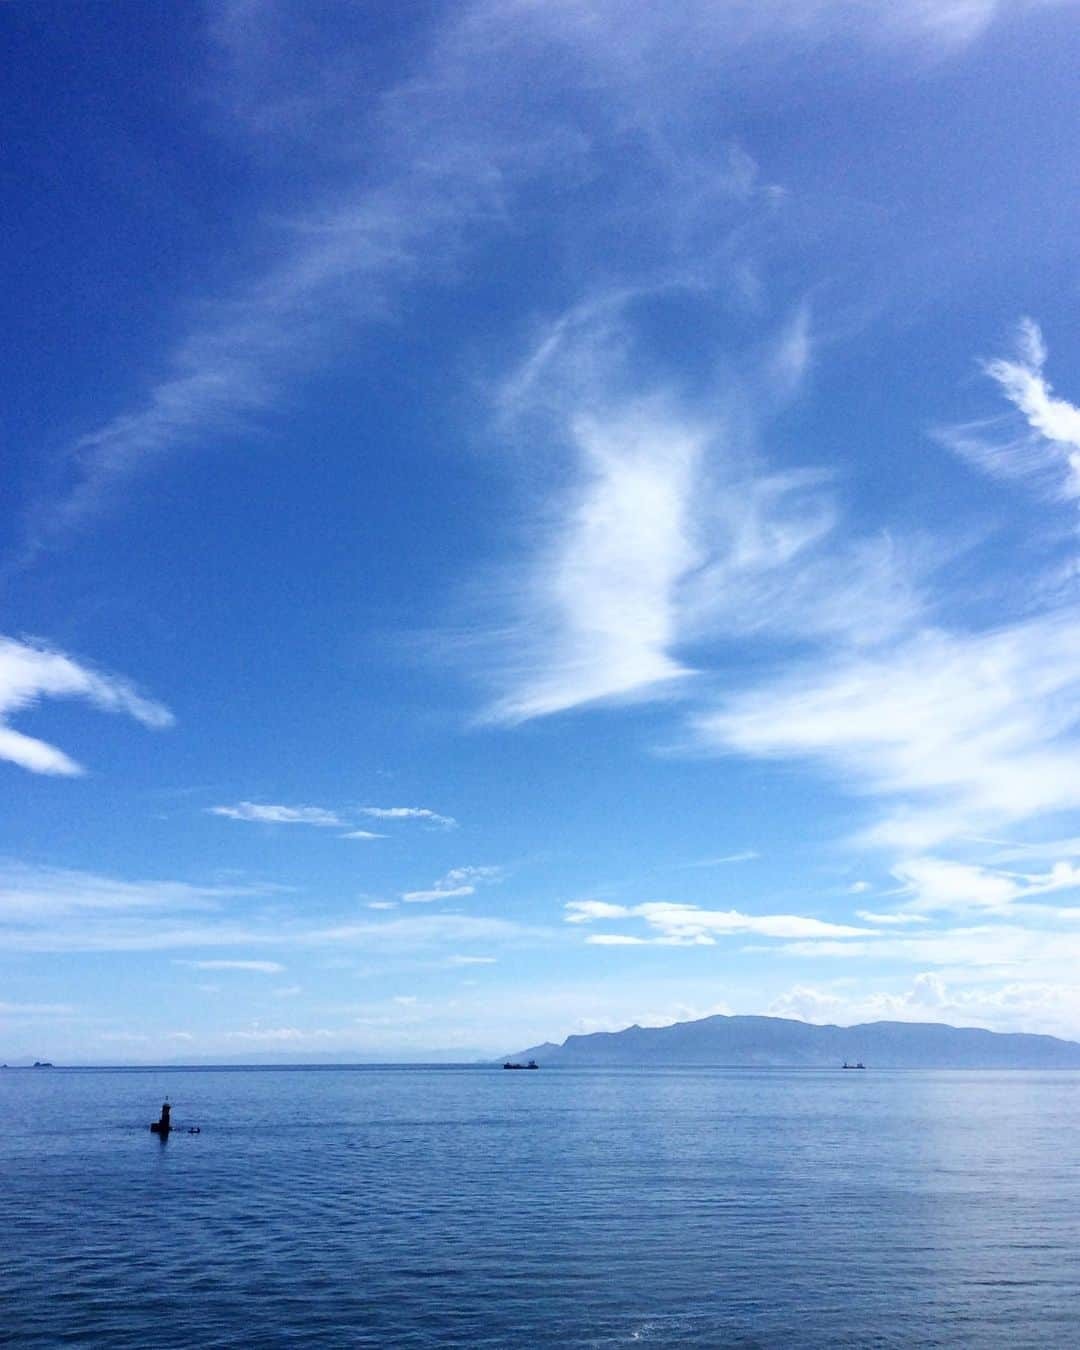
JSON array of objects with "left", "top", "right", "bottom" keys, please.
[{"left": 150, "top": 1101, "right": 171, "bottom": 1136}]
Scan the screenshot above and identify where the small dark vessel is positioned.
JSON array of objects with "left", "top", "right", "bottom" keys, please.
[
  {"left": 842, "top": 1062, "right": 866, "bottom": 1070},
  {"left": 150, "top": 1101, "right": 172, "bottom": 1136},
  {"left": 503, "top": 1060, "right": 539, "bottom": 1070},
  {"left": 32, "top": 1061, "right": 54, "bottom": 1069}
]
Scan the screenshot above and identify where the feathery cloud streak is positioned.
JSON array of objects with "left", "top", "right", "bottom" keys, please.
[
  {"left": 20, "top": 0, "right": 1035, "bottom": 561},
  {"left": 0, "top": 638, "right": 172, "bottom": 775},
  {"left": 209, "top": 802, "right": 344, "bottom": 826},
  {"left": 485, "top": 401, "right": 706, "bottom": 722},
  {"left": 476, "top": 289, "right": 928, "bottom": 723},
  {"left": 698, "top": 609, "right": 1080, "bottom": 849},
  {"left": 939, "top": 319, "right": 1080, "bottom": 502},
  {"left": 565, "top": 899, "right": 871, "bottom": 944},
  {"left": 361, "top": 807, "right": 457, "bottom": 829},
  {"left": 402, "top": 865, "right": 504, "bottom": 904},
  {"left": 208, "top": 802, "right": 452, "bottom": 832},
  {"left": 0, "top": 860, "right": 549, "bottom": 955}
]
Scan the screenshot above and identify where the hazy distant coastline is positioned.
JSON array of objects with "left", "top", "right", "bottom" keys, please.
[
  {"left": 508, "top": 1013, "right": 1080, "bottom": 1069},
  {"left": 11, "top": 1013, "right": 1080, "bottom": 1070}
]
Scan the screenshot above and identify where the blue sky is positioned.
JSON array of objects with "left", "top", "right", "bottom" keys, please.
[{"left": 5, "top": 0, "right": 1080, "bottom": 1062}]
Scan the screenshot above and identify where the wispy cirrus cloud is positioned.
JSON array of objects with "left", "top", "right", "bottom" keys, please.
[
  {"left": 890, "top": 855, "right": 1080, "bottom": 917},
  {"left": 696, "top": 608, "right": 1080, "bottom": 851},
  {"left": 209, "top": 802, "right": 344, "bottom": 827},
  {"left": 484, "top": 398, "right": 706, "bottom": 722},
  {"left": 0, "top": 636, "right": 172, "bottom": 775},
  {"left": 564, "top": 901, "right": 634, "bottom": 924},
  {"left": 208, "top": 801, "right": 450, "bottom": 834},
  {"left": 471, "top": 289, "right": 926, "bottom": 724},
  {"left": 17, "top": 0, "right": 1017, "bottom": 560},
  {"left": 310, "top": 912, "right": 553, "bottom": 949},
  {"left": 0, "top": 861, "right": 248, "bottom": 921},
  {"left": 676, "top": 851, "right": 759, "bottom": 869},
  {"left": 938, "top": 320, "right": 1080, "bottom": 503},
  {"left": 402, "top": 865, "right": 504, "bottom": 904},
  {"left": 0, "top": 860, "right": 291, "bottom": 956},
  {"left": 361, "top": 806, "right": 457, "bottom": 829},
  {"left": 565, "top": 899, "right": 871, "bottom": 944},
  {"left": 0, "top": 860, "right": 548, "bottom": 957}
]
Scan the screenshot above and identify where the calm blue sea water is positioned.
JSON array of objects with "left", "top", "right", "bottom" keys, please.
[{"left": 1, "top": 1066, "right": 1077, "bottom": 1347}]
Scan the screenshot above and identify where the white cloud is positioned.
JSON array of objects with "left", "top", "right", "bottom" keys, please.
[
  {"left": 890, "top": 855, "right": 1080, "bottom": 916},
  {"left": 769, "top": 970, "right": 1080, "bottom": 1040},
  {"left": 0, "top": 636, "right": 172, "bottom": 775},
  {"left": 360, "top": 806, "right": 457, "bottom": 829},
  {"left": 176, "top": 959, "right": 285, "bottom": 974},
  {"left": 0, "top": 861, "right": 289, "bottom": 954},
  {"left": 402, "top": 865, "right": 504, "bottom": 903},
  {"left": 475, "top": 296, "right": 921, "bottom": 724},
  {"left": 985, "top": 319, "right": 1080, "bottom": 446},
  {"left": 21, "top": 0, "right": 1047, "bottom": 565},
  {"left": 402, "top": 885, "right": 474, "bottom": 903},
  {"left": 940, "top": 319, "right": 1080, "bottom": 503},
  {"left": 340, "top": 830, "right": 385, "bottom": 840},
  {"left": 484, "top": 400, "right": 705, "bottom": 723},
  {"left": 0, "top": 861, "right": 251, "bottom": 920},
  {"left": 310, "top": 913, "right": 553, "bottom": 948},
  {"left": 983, "top": 835, "right": 1080, "bottom": 863},
  {"left": 892, "top": 857, "right": 1022, "bottom": 914},
  {"left": 565, "top": 900, "right": 632, "bottom": 924},
  {"left": 637, "top": 902, "right": 871, "bottom": 943},
  {"left": 567, "top": 898, "right": 871, "bottom": 943},
  {"left": 209, "top": 802, "right": 344, "bottom": 827},
  {"left": 698, "top": 609, "right": 1080, "bottom": 849}
]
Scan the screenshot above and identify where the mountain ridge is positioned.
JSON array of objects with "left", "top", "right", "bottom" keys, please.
[{"left": 507, "top": 1012, "right": 1080, "bottom": 1068}]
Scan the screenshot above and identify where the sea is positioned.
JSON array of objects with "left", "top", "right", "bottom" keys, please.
[{"left": 2, "top": 1065, "right": 1077, "bottom": 1347}]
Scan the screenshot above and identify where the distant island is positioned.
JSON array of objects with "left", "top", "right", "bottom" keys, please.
[{"left": 507, "top": 1013, "right": 1080, "bottom": 1069}]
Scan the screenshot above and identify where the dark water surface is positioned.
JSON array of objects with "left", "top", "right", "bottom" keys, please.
[{"left": 2, "top": 1066, "right": 1077, "bottom": 1347}]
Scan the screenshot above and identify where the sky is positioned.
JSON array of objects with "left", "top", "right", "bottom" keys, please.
[{"left": 4, "top": 0, "right": 1080, "bottom": 1062}]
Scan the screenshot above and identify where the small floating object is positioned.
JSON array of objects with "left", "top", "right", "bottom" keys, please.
[
  {"left": 150, "top": 1100, "right": 172, "bottom": 1136},
  {"left": 503, "top": 1060, "right": 539, "bottom": 1070},
  {"left": 841, "top": 1062, "right": 867, "bottom": 1070},
  {"left": 187, "top": 1126, "right": 201, "bottom": 1135},
  {"left": 32, "top": 1061, "right": 54, "bottom": 1069}
]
